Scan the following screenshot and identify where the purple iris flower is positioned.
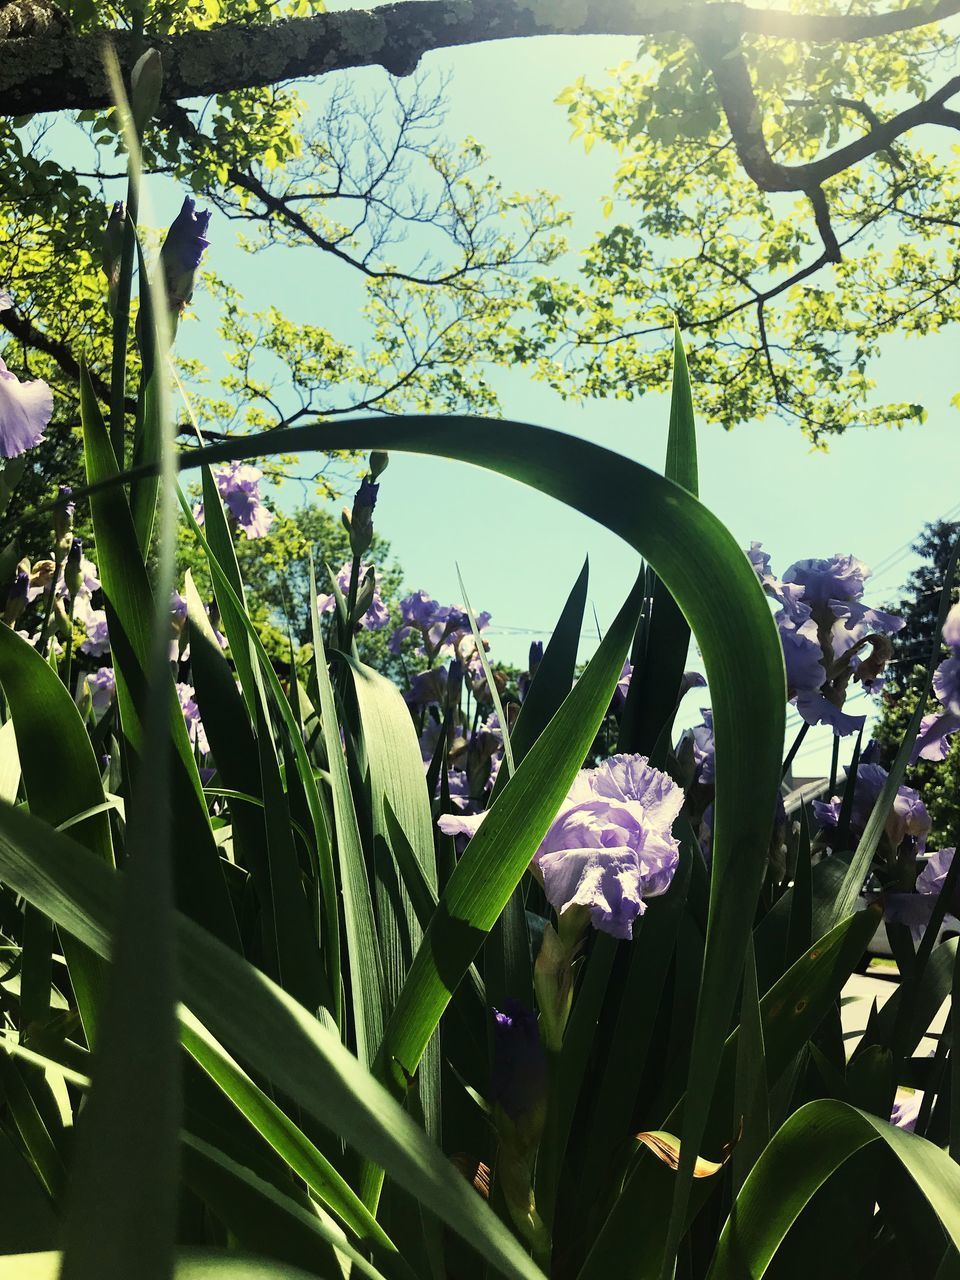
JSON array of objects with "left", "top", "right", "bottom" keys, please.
[
  {"left": 405, "top": 666, "right": 451, "bottom": 707},
  {"left": 933, "top": 656, "right": 960, "bottom": 716},
  {"left": 942, "top": 602, "right": 960, "bottom": 650},
  {"left": 439, "top": 754, "right": 683, "bottom": 941},
  {"left": 536, "top": 754, "right": 683, "bottom": 940},
  {"left": 794, "top": 689, "right": 866, "bottom": 736},
  {"left": 917, "top": 846, "right": 955, "bottom": 896},
  {"left": 210, "top": 462, "right": 273, "bottom": 539},
  {"left": 612, "top": 659, "right": 632, "bottom": 711},
  {"left": 777, "top": 615, "right": 825, "bottom": 695},
  {"left": 782, "top": 554, "right": 869, "bottom": 606},
  {"left": 750, "top": 543, "right": 900, "bottom": 738},
  {"left": 75, "top": 596, "right": 110, "bottom": 657},
  {"left": 401, "top": 590, "right": 440, "bottom": 628},
  {"left": 491, "top": 999, "right": 547, "bottom": 1126},
  {"left": 160, "top": 197, "right": 211, "bottom": 312},
  {"left": 912, "top": 711, "right": 960, "bottom": 763},
  {"left": 83, "top": 666, "right": 116, "bottom": 716},
  {"left": 829, "top": 602, "right": 905, "bottom": 659},
  {"left": 890, "top": 1093, "right": 921, "bottom": 1132},
  {"left": 0, "top": 356, "right": 52, "bottom": 458},
  {"left": 316, "top": 563, "right": 390, "bottom": 631},
  {"left": 177, "top": 682, "right": 209, "bottom": 754},
  {"left": 814, "top": 762, "right": 930, "bottom": 852},
  {"left": 690, "top": 708, "right": 715, "bottom": 784}
]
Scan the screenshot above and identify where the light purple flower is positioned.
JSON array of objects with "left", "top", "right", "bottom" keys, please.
[
  {"left": 317, "top": 562, "right": 390, "bottom": 631},
  {"left": 912, "top": 710, "right": 960, "bottom": 762},
  {"left": 783, "top": 554, "right": 869, "bottom": 606},
  {"left": 747, "top": 541, "right": 777, "bottom": 590},
  {"left": 942, "top": 602, "right": 960, "bottom": 650},
  {"left": 814, "top": 761, "right": 929, "bottom": 852},
  {"left": 890, "top": 1093, "right": 921, "bottom": 1132},
  {"left": 0, "top": 291, "right": 12, "bottom": 311},
  {"left": 794, "top": 689, "right": 865, "bottom": 736},
  {"left": 535, "top": 754, "right": 683, "bottom": 938},
  {"left": 777, "top": 615, "right": 825, "bottom": 695},
  {"left": 177, "top": 681, "right": 209, "bottom": 754},
  {"left": 933, "top": 656, "right": 960, "bottom": 716},
  {"left": 401, "top": 590, "right": 439, "bottom": 628},
  {"left": 690, "top": 708, "right": 715, "bottom": 784},
  {"left": 0, "top": 356, "right": 52, "bottom": 458},
  {"left": 438, "top": 754, "right": 683, "bottom": 940},
  {"left": 75, "top": 596, "right": 110, "bottom": 657},
  {"left": 211, "top": 462, "right": 273, "bottom": 539},
  {"left": 829, "top": 602, "right": 905, "bottom": 660},
  {"left": 917, "top": 847, "right": 955, "bottom": 897},
  {"left": 405, "top": 666, "right": 452, "bottom": 707},
  {"left": 28, "top": 551, "right": 100, "bottom": 605},
  {"left": 437, "top": 809, "right": 486, "bottom": 840},
  {"left": 82, "top": 666, "right": 116, "bottom": 716}
]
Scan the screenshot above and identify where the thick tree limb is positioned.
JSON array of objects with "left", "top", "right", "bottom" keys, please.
[{"left": 2, "top": 0, "right": 960, "bottom": 116}]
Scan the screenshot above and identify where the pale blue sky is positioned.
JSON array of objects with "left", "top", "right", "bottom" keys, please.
[{"left": 115, "top": 20, "right": 960, "bottom": 775}]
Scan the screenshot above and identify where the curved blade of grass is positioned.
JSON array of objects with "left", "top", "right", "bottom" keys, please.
[
  {"left": 618, "top": 324, "right": 698, "bottom": 758},
  {"left": 499, "top": 558, "right": 588, "bottom": 779},
  {"left": 579, "top": 906, "right": 880, "bottom": 1279},
  {"left": 179, "top": 1011, "right": 407, "bottom": 1269},
  {"left": 705, "top": 1100, "right": 960, "bottom": 1278},
  {"left": 93, "top": 410, "right": 784, "bottom": 1259},
  {"left": 309, "top": 562, "right": 385, "bottom": 1067},
  {"left": 375, "top": 575, "right": 646, "bottom": 1095},
  {"left": 177, "top": 491, "right": 341, "bottom": 1025},
  {"left": 0, "top": 625, "right": 112, "bottom": 1045},
  {"left": 575, "top": 835, "right": 693, "bottom": 1214},
  {"left": 456, "top": 564, "right": 514, "bottom": 778},
  {"left": 195, "top": 463, "right": 258, "bottom": 718},
  {"left": 0, "top": 802, "right": 546, "bottom": 1280},
  {"left": 181, "top": 1132, "right": 391, "bottom": 1280},
  {"left": 62, "top": 53, "right": 182, "bottom": 1277},
  {"left": 344, "top": 655, "right": 440, "bottom": 1137},
  {"left": 79, "top": 366, "right": 238, "bottom": 952}
]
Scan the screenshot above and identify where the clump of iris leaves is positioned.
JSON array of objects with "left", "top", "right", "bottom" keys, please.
[{"left": 0, "top": 49, "right": 959, "bottom": 1280}]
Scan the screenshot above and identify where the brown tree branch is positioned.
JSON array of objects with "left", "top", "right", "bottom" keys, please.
[
  {"left": 3, "top": 0, "right": 960, "bottom": 116},
  {"left": 0, "top": 304, "right": 112, "bottom": 401}
]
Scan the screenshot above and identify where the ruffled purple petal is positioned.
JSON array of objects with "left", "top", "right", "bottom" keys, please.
[
  {"left": 0, "top": 357, "right": 52, "bottom": 458},
  {"left": 912, "top": 711, "right": 960, "bottom": 762},
  {"left": 794, "top": 689, "right": 866, "bottom": 736}
]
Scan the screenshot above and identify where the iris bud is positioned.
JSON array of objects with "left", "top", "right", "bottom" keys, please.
[
  {"left": 349, "top": 475, "right": 379, "bottom": 557},
  {"left": 3, "top": 568, "right": 28, "bottom": 626},
  {"left": 101, "top": 201, "right": 126, "bottom": 316},
  {"left": 64, "top": 537, "right": 83, "bottom": 599},
  {"left": 159, "top": 197, "right": 211, "bottom": 329},
  {"left": 53, "top": 485, "right": 74, "bottom": 548}
]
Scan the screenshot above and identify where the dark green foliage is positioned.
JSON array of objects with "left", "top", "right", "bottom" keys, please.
[{"left": 875, "top": 519, "right": 960, "bottom": 847}]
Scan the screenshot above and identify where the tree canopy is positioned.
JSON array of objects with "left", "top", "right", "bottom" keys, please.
[{"left": 2, "top": 0, "right": 960, "bottom": 489}]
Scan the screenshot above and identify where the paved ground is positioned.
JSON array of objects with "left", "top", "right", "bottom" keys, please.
[
  {"left": 841, "top": 967, "right": 946, "bottom": 1122},
  {"left": 842, "top": 969, "right": 947, "bottom": 1056}
]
